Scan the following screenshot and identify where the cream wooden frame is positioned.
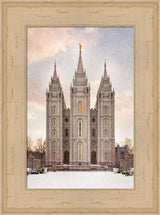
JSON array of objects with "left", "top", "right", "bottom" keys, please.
[{"left": 0, "top": 0, "right": 159, "bottom": 214}]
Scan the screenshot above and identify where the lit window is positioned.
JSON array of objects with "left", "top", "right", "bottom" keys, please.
[
  {"left": 78, "top": 120, "right": 82, "bottom": 137},
  {"left": 78, "top": 101, "right": 82, "bottom": 114},
  {"left": 104, "top": 106, "right": 109, "bottom": 115}
]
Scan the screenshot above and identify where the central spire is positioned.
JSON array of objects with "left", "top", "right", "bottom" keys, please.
[{"left": 77, "top": 44, "right": 84, "bottom": 74}]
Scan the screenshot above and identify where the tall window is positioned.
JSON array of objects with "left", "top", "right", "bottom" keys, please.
[
  {"left": 53, "top": 142, "right": 56, "bottom": 149},
  {"left": 53, "top": 152, "right": 56, "bottom": 160},
  {"left": 78, "top": 143, "right": 82, "bottom": 161},
  {"left": 78, "top": 101, "right": 82, "bottom": 114},
  {"left": 53, "top": 129, "right": 56, "bottom": 138},
  {"left": 78, "top": 120, "right": 82, "bottom": 137},
  {"left": 92, "top": 129, "right": 95, "bottom": 137},
  {"left": 104, "top": 152, "right": 108, "bottom": 161},
  {"left": 104, "top": 118, "right": 109, "bottom": 127},
  {"left": 65, "top": 129, "right": 69, "bottom": 137},
  {"left": 121, "top": 152, "right": 124, "bottom": 159},
  {"left": 92, "top": 117, "right": 95, "bottom": 123},
  {"left": 104, "top": 106, "right": 109, "bottom": 115},
  {"left": 105, "top": 141, "right": 110, "bottom": 149},
  {"left": 52, "top": 106, "right": 56, "bottom": 114},
  {"left": 52, "top": 118, "right": 56, "bottom": 127},
  {"left": 104, "top": 129, "right": 109, "bottom": 138}
]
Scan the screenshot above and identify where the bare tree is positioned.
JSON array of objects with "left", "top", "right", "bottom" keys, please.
[
  {"left": 120, "top": 137, "right": 134, "bottom": 153},
  {"left": 27, "top": 136, "right": 33, "bottom": 151},
  {"left": 35, "top": 138, "right": 46, "bottom": 153}
]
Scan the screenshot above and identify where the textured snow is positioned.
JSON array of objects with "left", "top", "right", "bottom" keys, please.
[{"left": 27, "top": 171, "right": 134, "bottom": 189}]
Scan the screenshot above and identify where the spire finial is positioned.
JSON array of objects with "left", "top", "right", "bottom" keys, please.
[
  {"left": 79, "top": 43, "right": 82, "bottom": 51},
  {"left": 77, "top": 45, "right": 83, "bottom": 74}
]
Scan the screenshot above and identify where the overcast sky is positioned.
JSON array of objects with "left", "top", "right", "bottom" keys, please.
[{"left": 27, "top": 27, "right": 134, "bottom": 143}]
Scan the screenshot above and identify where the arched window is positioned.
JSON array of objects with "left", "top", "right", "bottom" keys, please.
[
  {"left": 78, "top": 142, "right": 83, "bottom": 161},
  {"left": 65, "top": 129, "right": 69, "bottom": 137},
  {"left": 92, "top": 117, "right": 96, "bottom": 123},
  {"left": 53, "top": 129, "right": 56, "bottom": 138},
  {"left": 104, "top": 106, "right": 109, "bottom": 115},
  {"left": 92, "top": 140, "right": 96, "bottom": 146},
  {"left": 64, "top": 141, "right": 69, "bottom": 145},
  {"left": 91, "top": 151, "right": 97, "bottom": 164},
  {"left": 104, "top": 141, "right": 109, "bottom": 149},
  {"left": 78, "top": 120, "right": 82, "bottom": 137},
  {"left": 52, "top": 106, "right": 56, "bottom": 114},
  {"left": 104, "top": 118, "right": 109, "bottom": 127},
  {"left": 64, "top": 151, "right": 69, "bottom": 164},
  {"left": 104, "top": 129, "right": 109, "bottom": 138},
  {"left": 52, "top": 118, "right": 56, "bottom": 127},
  {"left": 92, "top": 129, "right": 95, "bottom": 137},
  {"left": 78, "top": 101, "right": 82, "bottom": 114},
  {"left": 121, "top": 152, "right": 124, "bottom": 159},
  {"left": 104, "top": 152, "right": 108, "bottom": 161},
  {"left": 53, "top": 142, "right": 56, "bottom": 149},
  {"left": 53, "top": 152, "right": 57, "bottom": 160},
  {"left": 65, "top": 118, "right": 69, "bottom": 123}
]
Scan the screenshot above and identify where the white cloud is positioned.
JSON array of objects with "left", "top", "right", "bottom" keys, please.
[
  {"left": 28, "top": 28, "right": 99, "bottom": 65},
  {"left": 28, "top": 111, "right": 36, "bottom": 120},
  {"left": 115, "top": 90, "right": 133, "bottom": 116},
  {"left": 90, "top": 80, "right": 100, "bottom": 108},
  {"left": 28, "top": 77, "right": 46, "bottom": 111}
]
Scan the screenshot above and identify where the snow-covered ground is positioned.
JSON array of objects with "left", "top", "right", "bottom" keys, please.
[{"left": 27, "top": 171, "right": 134, "bottom": 189}]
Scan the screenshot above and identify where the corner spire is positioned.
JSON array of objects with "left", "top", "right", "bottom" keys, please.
[
  {"left": 77, "top": 44, "right": 84, "bottom": 74},
  {"left": 103, "top": 60, "right": 107, "bottom": 80},
  {"left": 53, "top": 61, "right": 58, "bottom": 80}
]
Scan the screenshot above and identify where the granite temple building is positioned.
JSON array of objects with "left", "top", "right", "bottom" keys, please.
[{"left": 45, "top": 46, "right": 115, "bottom": 170}]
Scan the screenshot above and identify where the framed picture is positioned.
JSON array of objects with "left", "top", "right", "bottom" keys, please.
[{"left": 1, "top": 0, "right": 159, "bottom": 214}]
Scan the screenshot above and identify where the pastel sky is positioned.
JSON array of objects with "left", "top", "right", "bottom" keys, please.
[{"left": 27, "top": 27, "right": 134, "bottom": 143}]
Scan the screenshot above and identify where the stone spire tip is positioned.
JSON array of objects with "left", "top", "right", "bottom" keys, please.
[{"left": 53, "top": 61, "right": 58, "bottom": 80}]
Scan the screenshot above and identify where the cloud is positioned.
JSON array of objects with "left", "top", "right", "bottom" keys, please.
[
  {"left": 115, "top": 90, "right": 133, "bottom": 116},
  {"left": 28, "top": 110, "right": 36, "bottom": 120},
  {"left": 90, "top": 80, "right": 100, "bottom": 108},
  {"left": 27, "top": 28, "right": 99, "bottom": 65},
  {"left": 28, "top": 77, "right": 46, "bottom": 110}
]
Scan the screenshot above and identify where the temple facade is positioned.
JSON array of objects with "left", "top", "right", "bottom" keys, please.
[{"left": 45, "top": 47, "right": 115, "bottom": 170}]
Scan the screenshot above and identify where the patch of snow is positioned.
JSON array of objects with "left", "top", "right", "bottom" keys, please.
[{"left": 27, "top": 171, "right": 134, "bottom": 189}]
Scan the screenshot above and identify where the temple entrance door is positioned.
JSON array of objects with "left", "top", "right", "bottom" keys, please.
[
  {"left": 91, "top": 151, "right": 97, "bottom": 164},
  {"left": 64, "top": 151, "right": 69, "bottom": 164}
]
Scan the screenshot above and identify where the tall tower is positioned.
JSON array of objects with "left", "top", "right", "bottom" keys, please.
[
  {"left": 46, "top": 63, "right": 66, "bottom": 166},
  {"left": 70, "top": 45, "right": 91, "bottom": 165},
  {"left": 96, "top": 61, "right": 115, "bottom": 166}
]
